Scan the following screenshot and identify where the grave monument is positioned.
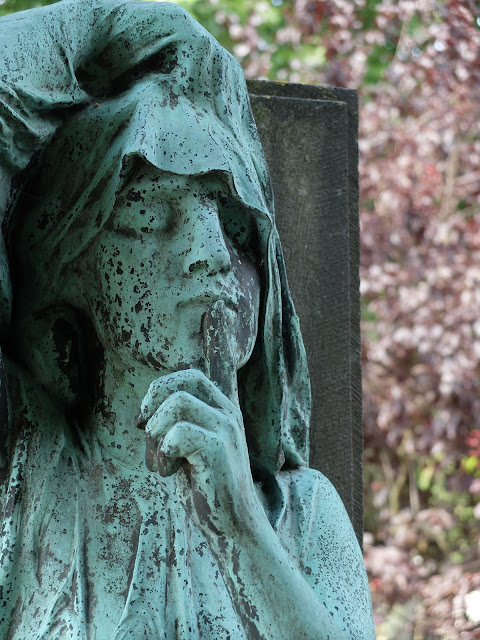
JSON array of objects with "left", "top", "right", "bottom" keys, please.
[{"left": 0, "top": 0, "right": 375, "bottom": 637}]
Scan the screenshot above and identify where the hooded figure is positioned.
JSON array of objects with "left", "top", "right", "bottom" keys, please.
[{"left": 0, "top": 1, "right": 375, "bottom": 639}]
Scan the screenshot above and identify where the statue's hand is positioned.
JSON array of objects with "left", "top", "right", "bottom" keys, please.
[{"left": 138, "top": 368, "right": 263, "bottom": 537}]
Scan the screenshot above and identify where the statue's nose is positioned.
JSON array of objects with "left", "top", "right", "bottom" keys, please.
[{"left": 183, "top": 205, "right": 231, "bottom": 276}]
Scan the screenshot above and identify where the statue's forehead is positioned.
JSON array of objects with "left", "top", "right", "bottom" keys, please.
[
  {"left": 120, "top": 168, "right": 230, "bottom": 195},
  {"left": 116, "top": 166, "right": 267, "bottom": 226}
]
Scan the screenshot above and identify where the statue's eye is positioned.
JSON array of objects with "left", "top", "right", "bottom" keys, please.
[{"left": 111, "top": 199, "right": 174, "bottom": 238}]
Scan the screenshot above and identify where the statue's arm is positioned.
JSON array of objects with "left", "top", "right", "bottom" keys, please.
[
  {"left": 209, "top": 469, "right": 376, "bottom": 640},
  {"left": 140, "top": 370, "right": 376, "bottom": 640},
  {"left": 278, "top": 468, "right": 377, "bottom": 639},
  {"left": 215, "top": 491, "right": 375, "bottom": 640}
]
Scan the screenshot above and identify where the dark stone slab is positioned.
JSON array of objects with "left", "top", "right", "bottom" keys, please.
[{"left": 247, "top": 80, "right": 363, "bottom": 546}]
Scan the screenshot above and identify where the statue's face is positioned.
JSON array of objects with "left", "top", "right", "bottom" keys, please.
[{"left": 88, "top": 168, "right": 261, "bottom": 374}]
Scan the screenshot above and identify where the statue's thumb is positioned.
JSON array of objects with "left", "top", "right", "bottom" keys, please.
[{"left": 203, "top": 300, "right": 238, "bottom": 405}]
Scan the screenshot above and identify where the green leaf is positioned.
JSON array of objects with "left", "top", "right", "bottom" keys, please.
[
  {"left": 0, "top": 0, "right": 59, "bottom": 17},
  {"left": 418, "top": 465, "right": 434, "bottom": 491},
  {"left": 462, "top": 456, "right": 479, "bottom": 475}
]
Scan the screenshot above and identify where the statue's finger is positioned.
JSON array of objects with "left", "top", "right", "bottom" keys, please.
[
  {"left": 144, "top": 391, "right": 225, "bottom": 440},
  {"left": 137, "top": 368, "right": 237, "bottom": 430},
  {"left": 203, "top": 300, "right": 238, "bottom": 406},
  {"left": 157, "top": 422, "right": 214, "bottom": 477}
]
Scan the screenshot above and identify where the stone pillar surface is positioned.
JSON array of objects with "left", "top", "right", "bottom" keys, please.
[{"left": 247, "top": 80, "right": 363, "bottom": 545}]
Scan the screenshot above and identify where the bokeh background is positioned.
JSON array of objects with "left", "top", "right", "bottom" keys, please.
[{"left": 2, "top": 0, "right": 480, "bottom": 637}]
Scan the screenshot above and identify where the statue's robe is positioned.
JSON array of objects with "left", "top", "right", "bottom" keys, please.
[{"left": 0, "top": 366, "right": 370, "bottom": 639}]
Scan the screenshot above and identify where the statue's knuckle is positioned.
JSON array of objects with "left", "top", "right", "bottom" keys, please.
[{"left": 171, "top": 390, "right": 191, "bottom": 405}]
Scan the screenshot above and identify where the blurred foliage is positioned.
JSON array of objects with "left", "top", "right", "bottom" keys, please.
[
  {"left": 2, "top": 0, "right": 480, "bottom": 637},
  {"left": 0, "top": 0, "right": 58, "bottom": 16}
]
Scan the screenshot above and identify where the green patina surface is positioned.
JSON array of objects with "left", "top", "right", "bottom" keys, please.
[{"left": 0, "top": 1, "right": 375, "bottom": 637}]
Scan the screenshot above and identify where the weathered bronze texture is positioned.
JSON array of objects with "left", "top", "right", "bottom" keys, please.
[{"left": 0, "top": 1, "right": 375, "bottom": 638}]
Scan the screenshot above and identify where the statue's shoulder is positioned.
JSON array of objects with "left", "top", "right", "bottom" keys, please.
[
  {"left": 276, "top": 468, "right": 375, "bottom": 638},
  {"left": 275, "top": 467, "right": 358, "bottom": 547},
  {"left": 277, "top": 467, "right": 346, "bottom": 513}
]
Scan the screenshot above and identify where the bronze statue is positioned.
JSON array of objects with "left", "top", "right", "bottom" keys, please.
[{"left": 0, "top": 1, "right": 375, "bottom": 637}]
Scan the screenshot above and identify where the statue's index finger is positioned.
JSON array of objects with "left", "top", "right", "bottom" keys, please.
[{"left": 203, "top": 300, "right": 238, "bottom": 406}]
